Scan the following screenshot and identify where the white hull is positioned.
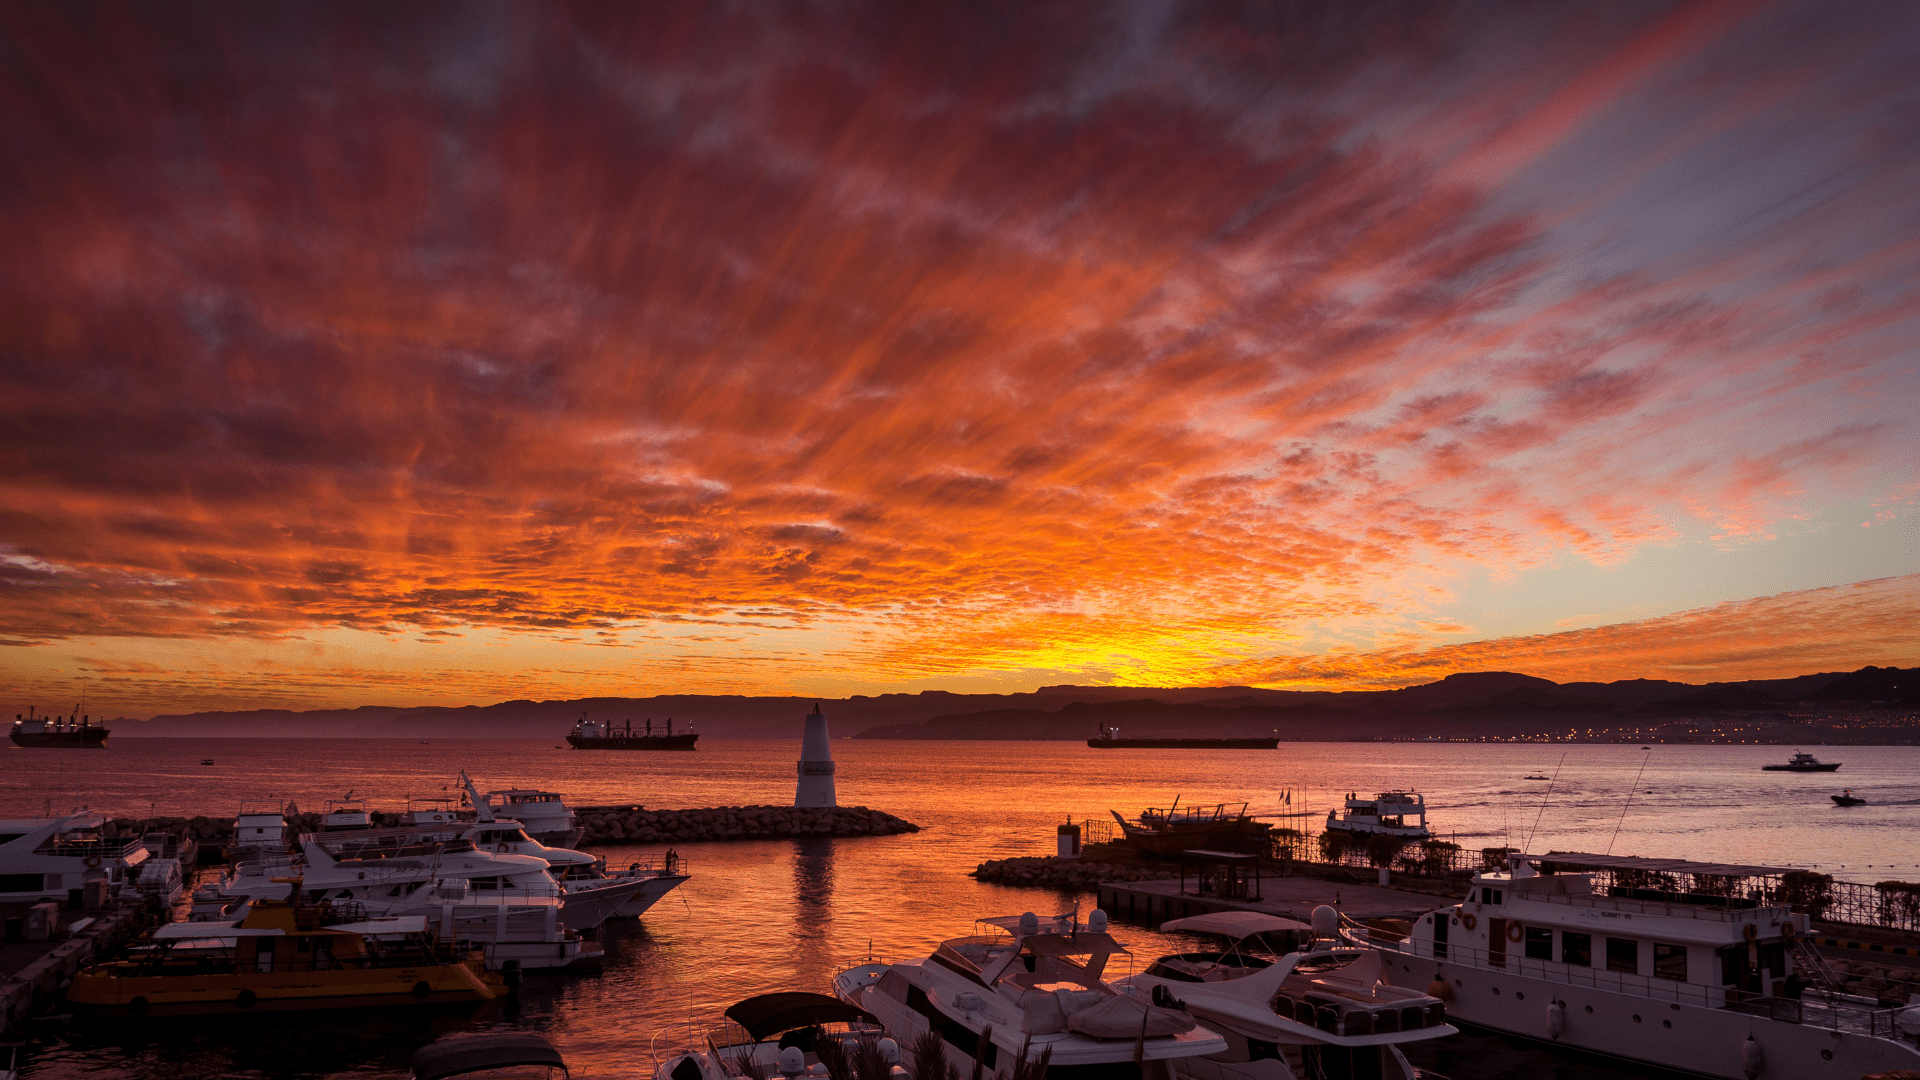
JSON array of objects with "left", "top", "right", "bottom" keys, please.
[
  {"left": 611, "top": 873, "right": 688, "bottom": 918},
  {"left": 1379, "top": 947, "right": 1920, "bottom": 1079}
]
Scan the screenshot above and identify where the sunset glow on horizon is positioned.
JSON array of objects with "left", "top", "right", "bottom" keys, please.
[{"left": 3, "top": 2, "right": 1916, "bottom": 715}]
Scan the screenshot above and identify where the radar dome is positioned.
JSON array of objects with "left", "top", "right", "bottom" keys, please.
[
  {"left": 1311, "top": 904, "right": 1339, "bottom": 939},
  {"left": 1087, "top": 909, "right": 1108, "bottom": 932},
  {"left": 778, "top": 1046, "right": 805, "bottom": 1075},
  {"left": 1019, "top": 911, "right": 1039, "bottom": 935}
]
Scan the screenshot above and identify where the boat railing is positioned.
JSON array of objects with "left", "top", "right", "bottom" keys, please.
[
  {"left": 614, "top": 853, "right": 688, "bottom": 878},
  {"left": 37, "top": 835, "right": 144, "bottom": 860},
  {"left": 1376, "top": 935, "right": 1909, "bottom": 1032},
  {"left": 1516, "top": 889, "right": 1794, "bottom": 924}
]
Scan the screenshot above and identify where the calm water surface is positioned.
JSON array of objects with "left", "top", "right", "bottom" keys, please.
[{"left": 6, "top": 738, "right": 1917, "bottom": 1080}]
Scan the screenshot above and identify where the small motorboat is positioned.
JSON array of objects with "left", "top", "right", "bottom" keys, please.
[
  {"left": 1832, "top": 791, "right": 1867, "bottom": 806},
  {"left": 1763, "top": 751, "right": 1841, "bottom": 772},
  {"left": 200, "top": 759, "right": 215, "bottom": 766},
  {"left": 1523, "top": 775, "right": 1550, "bottom": 781}
]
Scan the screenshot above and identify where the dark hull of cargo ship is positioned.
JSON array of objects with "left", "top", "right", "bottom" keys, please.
[
  {"left": 565, "top": 733, "right": 698, "bottom": 750},
  {"left": 1087, "top": 737, "right": 1278, "bottom": 749},
  {"left": 10, "top": 728, "right": 109, "bottom": 748}
]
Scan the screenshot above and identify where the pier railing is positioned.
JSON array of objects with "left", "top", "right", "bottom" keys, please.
[{"left": 1264, "top": 831, "right": 1920, "bottom": 935}]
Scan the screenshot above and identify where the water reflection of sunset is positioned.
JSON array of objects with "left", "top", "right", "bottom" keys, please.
[{"left": 2, "top": 4, "right": 1914, "bottom": 713}]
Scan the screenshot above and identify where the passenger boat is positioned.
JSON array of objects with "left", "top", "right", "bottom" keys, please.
[
  {"left": 0, "top": 811, "right": 147, "bottom": 902},
  {"left": 834, "top": 910, "right": 1229, "bottom": 1078},
  {"left": 1110, "top": 799, "right": 1272, "bottom": 858},
  {"left": 1090, "top": 724, "right": 1279, "bottom": 750},
  {"left": 468, "top": 776, "right": 585, "bottom": 848},
  {"left": 67, "top": 898, "right": 503, "bottom": 1015},
  {"left": 1367, "top": 853, "right": 1920, "bottom": 1079},
  {"left": 651, "top": 992, "right": 892, "bottom": 1080},
  {"left": 227, "top": 803, "right": 291, "bottom": 865},
  {"left": 320, "top": 797, "right": 375, "bottom": 832},
  {"left": 1117, "top": 910, "right": 1456, "bottom": 1080},
  {"left": 9, "top": 708, "right": 108, "bottom": 748},
  {"left": 565, "top": 714, "right": 698, "bottom": 751},
  {"left": 1323, "top": 792, "right": 1431, "bottom": 841},
  {"left": 1761, "top": 751, "right": 1841, "bottom": 772}
]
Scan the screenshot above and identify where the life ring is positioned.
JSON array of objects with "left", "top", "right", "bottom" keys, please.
[
  {"left": 1507, "top": 922, "right": 1524, "bottom": 943},
  {"left": 412, "top": 980, "right": 432, "bottom": 999},
  {"left": 1460, "top": 912, "right": 1477, "bottom": 931},
  {"left": 84, "top": 855, "right": 101, "bottom": 868},
  {"left": 1743, "top": 923, "right": 1759, "bottom": 943},
  {"left": 1780, "top": 920, "right": 1798, "bottom": 941}
]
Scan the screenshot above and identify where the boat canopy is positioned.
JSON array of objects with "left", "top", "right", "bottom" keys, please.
[
  {"left": 155, "top": 922, "right": 282, "bottom": 939},
  {"left": 410, "top": 1033, "right": 568, "bottom": 1080},
  {"left": 1159, "top": 911, "right": 1311, "bottom": 939},
  {"left": 722, "top": 992, "right": 877, "bottom": 1042},
  {"left": 330, "top": 916, "right": 430, "bottom": 935},
  {"left": 1529, "top": 851, "right": 1795, "bottom": 878}
]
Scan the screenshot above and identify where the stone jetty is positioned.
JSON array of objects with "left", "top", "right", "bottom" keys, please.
[
  {"left": 973, "top": 855, "right": 1178, "bottom": 889},
  {"left": 575, "top": 805, "right": 918, "bottom": 846}
]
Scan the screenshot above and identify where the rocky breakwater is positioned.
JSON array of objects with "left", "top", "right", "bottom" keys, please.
[
  {"left": 973, "top": 856, "right": 1178, "bottom": 890},
  {"left": 575, "top": 805, "right": 920, "bottom": 846}
]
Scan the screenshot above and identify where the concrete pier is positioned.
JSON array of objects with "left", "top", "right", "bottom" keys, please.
[{"left": 0, "top": 900, "right": 150, "bottom": 1035}]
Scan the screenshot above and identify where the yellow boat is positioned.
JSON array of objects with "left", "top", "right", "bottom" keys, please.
[{"left": 67, "top": 898, "right": 503, "bottom": 1016}]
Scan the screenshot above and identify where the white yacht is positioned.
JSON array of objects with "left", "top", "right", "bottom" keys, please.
[
  {"left": 1371, "top": 853, "right": 1920, "bottom": 1079},
  {"left": 128, "top": 856, "right": 185, "bottom": 906},
  {"left": 1324, "top": 792, "right": 1431, "bottom": 841},
  {"left": 479, "top": 788, "right": 582, "bottom": 848},
  {"left": 836, "top": 911, "right": 1229, "bottom": 1078},
  {"left": 1117, "top": 910, "right": 1455, "bottom": 1080},
  {"left": 0, "top": 811, "right": 148, "bottom": 902},
  {"left": 320, "top": 797, "right": 375, "bottom": 833},
  {"left": 227, "top": 803, "right": 290, "bottom": 864},
  {"left": 652, "top": 992, "right": 896, "bottom": 1080}
]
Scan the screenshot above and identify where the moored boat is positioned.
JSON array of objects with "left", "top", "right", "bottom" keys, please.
[
  {"left": 1762, "top": 751, "right": 1841, "bottom": 772},
  {"left": 1117, "top": 909, "right": 1457, "bottom": 1080},
  {"left": 1111, "top": 799, "right": 1272, "bottom": 857},
  {"left": 67, "top": 898, "right": 503, "bottom": 1015},
  {"left": 1368, "top": 853, "right": 1920, "bottom": 1079},
  {"left": 651, "top": 992, "right": 892, "bottom": 1080},
  {"left": 834, "top": 910, "right": 1229, "bottom": 1077}
]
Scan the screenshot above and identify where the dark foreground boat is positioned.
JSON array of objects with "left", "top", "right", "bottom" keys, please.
[
  {"left": 1832, "top": 791, "right": 1866, "bottom": 806},
  {"left": 1088, "top": 723, "right": 1276, "bottom": 749},
  {"left": 1762, "top": 751, "right": 1841, "bottom": 772},
  {"left": 10, "top": 709, "right": 108, "bottom": 748},
  {"left": 564, "top": 713, "right": 697, "bottom": 750}
]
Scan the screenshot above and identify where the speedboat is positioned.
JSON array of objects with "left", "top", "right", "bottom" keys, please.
[
  {"left": 1116, "top": 910, "right": 1455, "bottom": 1079},
  {"left": 1831, "top": 791, "right": 1867, "bottom": 806},
  {"left": 1762, "top": 751, "right": 1841, "bottom": 772},
  {"left": 651, "top": 992, "right": 894, "bottom": 1079},
  {"left": 1368, "top": 853, "right": 1920, "bottom": 1079},
  {"left": 836, "top": 910, "right": 1229, "bottom": 1077}
]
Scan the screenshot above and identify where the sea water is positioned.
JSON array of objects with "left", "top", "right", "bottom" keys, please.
[{"left": 6, "top": 738, "right": 1916, "bottom": 1079}]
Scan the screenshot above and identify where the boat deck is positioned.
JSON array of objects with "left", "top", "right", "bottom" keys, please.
[{"left": 1097, "top": 875, "right": 1445, "bottom": 928}]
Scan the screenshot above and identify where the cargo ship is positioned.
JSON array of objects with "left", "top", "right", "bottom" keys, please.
[
  {"left": 1087, "top": 723, "right": 1276, "bottom": 749},
  {"left": 10, "top": 708, "right": 109, "bottom": 748},
  {"left": 564, "top": 713, "right": 697, "bottom": 750}
]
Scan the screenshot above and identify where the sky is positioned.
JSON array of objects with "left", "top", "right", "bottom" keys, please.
[{"left": 2, "top": 1, "right": 1916, "bottom": 716}]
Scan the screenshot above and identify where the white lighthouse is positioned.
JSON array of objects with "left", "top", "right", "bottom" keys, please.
[{"left": 795, "top": 703, "right": 837, "bottom": 808}]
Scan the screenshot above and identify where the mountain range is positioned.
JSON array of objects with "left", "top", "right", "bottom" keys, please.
[{"left": 104, "top": 665, "right": 1915, "bottom": 740}]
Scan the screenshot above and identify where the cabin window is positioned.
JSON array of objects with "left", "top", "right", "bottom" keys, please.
[
  {"left": 1480, "top": 888, "right": 1503, "bottom": 904},
  {"left": 1523, "top": 927, "right": 1553, "bottom": 960},
  {"left": 1561, "top": 931, "right": 1591, "bottom": 967},
  {"left": 1758, "top": 941, "right": 1785, "bottom": 978},
  {"left": 472, "top": 877, "right": 499, "bottom": 890},
  {"left": 1606, "top": 937, "right": 1640, "bottom": 975},
  {"left": 1653, "top": 943, "right": 1687, "bottom": 981},
  {"left": 0, "top": 834, "right": 26, "bottom": 846}
]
